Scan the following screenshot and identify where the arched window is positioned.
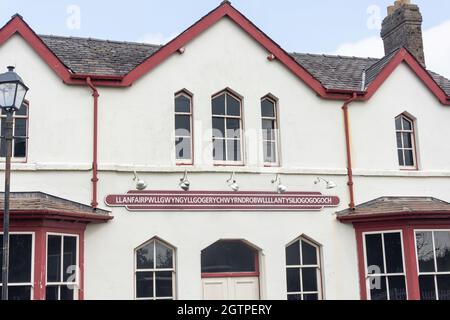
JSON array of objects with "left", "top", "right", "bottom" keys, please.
[
  {"left": 135, "top": 238, "right": 176, "bottom": 300},
  {"left": 285, "top": 237, "right": 322, "bottom": 300},
  {"left": 175, "top": 91, "right": 193, "bottom": 164},
  {"left": 261, "top": 96, "right": 279, "bottom": 165},
  {"left": 395, "top": 114, "right": 417, "bottom": 168},
  {"left": 0, "top": 101, "right": 29, "bottom": 159},
  {"left": 212, "top": 90, "right": 243, "bottom": 164}
]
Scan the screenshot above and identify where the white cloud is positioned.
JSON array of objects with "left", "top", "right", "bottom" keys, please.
[
  {"left": 333, "top": 20, "right": 450, "bottom": 78},
  {"left": 137, "top": 32, "right": 178, "bottom": 45}
]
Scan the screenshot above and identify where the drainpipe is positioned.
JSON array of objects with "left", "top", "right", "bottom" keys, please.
[
  {"left": 342, "top": 93, "right": 358, "bottom": 210},
  {"left": 86, "top": 77, "right": 99, "bottom": 209}
]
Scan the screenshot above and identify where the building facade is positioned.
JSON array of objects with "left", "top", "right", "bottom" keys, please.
[{"left": 1, "top": 1, "right": 450, "bottom": 300}]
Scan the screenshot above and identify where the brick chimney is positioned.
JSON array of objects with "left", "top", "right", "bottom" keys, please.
[{"left": 381, "top": 0, "right": 425, "bottom": 66}]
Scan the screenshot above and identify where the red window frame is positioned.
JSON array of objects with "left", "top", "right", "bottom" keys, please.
[{"left": 355, "top": 220, "right": 450, "bottom": 300}]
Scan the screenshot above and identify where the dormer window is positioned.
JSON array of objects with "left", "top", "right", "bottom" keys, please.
[{"left": 395, "top": 114, "right": 417, "bottom": 169}]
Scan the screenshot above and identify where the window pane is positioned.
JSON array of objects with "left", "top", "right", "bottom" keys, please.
[
  {"left": 155, "top": 241, "right": 173, "bottom": 269},
  {"left": 155, "top": 271, "right": 173, "bottom": 298},
  {"left": 227, "top": 139, "right": 241, "bottom": 162},
  {"left": 302, "top": 268, "right": 318, "bottom": 292},
  {"left": 212, "top": 118, "right": 225, "bottom": 138},
  {"left": 388, "top": 276, "right": 407, "bottom": 300},
  {"left": 286, "top": 241, "right": 301, "bottom": 266},
  {"left": 262, "top": 120, "right": 275, "bottom": 140},
  {"left": 402, "top": 133, "right": 412, "bottom": 148},
  {"left": 175, "top": 137, "right": 191, "bottom": 160},
  {"left": 287, "top": 294, "right": 301, "bottom": 301},
  {"left": 213, "top": 138, "right": 225, "bottom": 161},
  {"left": 365, "top": 234, "right": 384, "bottom": 273},
  {"left": 395, "top": 117, "right": 402, "bottom": 130},
  {"left": 60, "top": 286, "right": 74, "bottom": 300},
  {"left": 16, "top": 103, "right": 28, "bottom": 116},
  {"left": 9, "top": 234, "right": 32, "bottom": 283},
  {"left": 46, "top": 286, "right": 59, "bottom": 300},
  {"left": 398, "top": 150, "right": 405, "bottom": 167},
  {"left": 8, "top": 286, "right": 31, "bottom": 301},
  {"left": 261, "top": 99, "right": 275, "bottom": 118},
  {"left": 175, "top": 95, "right": 191, "bottom": 113},
  {"left": 226, "top": 94, "right": 240, "bottom": 116},
  {"left": 226, "top": 119, "right": 240, "bottom": 138},
  {"left": 212, "top": 94, "right": 225, "bottom": 115},
  {"left": 201, "top": 241, "right": 257, "bottom": 273},
  {"left": 369, "top": 276, "right": 387, "bottom": 300},
  {"left": 437, "top": 275, "right": 450, "bottom": 300},
  {"left": 434, "top": 231, "right": 450, "bottom": 272},
  {"left": 175, "top": 115, "right": 191, "bottom": 135},
  {"left": 402, "top": 117, "right": 412, "bottom": 130},
  {"left": 416, "top": 232, "right": 435, "bottom": 273},
  {"left": 14, "top": 118, "right": 27, "bottom": 137},
  {"left": 136, "top": 272, "right": 154, "bottom": 298},
  {"left": 47, "top": 235, "right": 62, "bottom": 283},
  {"left": 384, "top": 233, "right": 404, "bottom": 273},
  {"left": 13, "top": 138, "right": 26, "bottom": 158},
  {"left": 404, "top": 150, "right": 414, "bottom": 166},
  {"left": 303, "top": 294, "right": 319, "bottom": 301},
  {"left": 419, "top": 275, "right": 436, "bottom": 300},
  {"left": 263, "top": 142, "right": 276, "bottom": 163},
  {"left": 137, "top": 242, "right": 154, "bottom": 270},
  {"left": 63, "top": 237, "right": 77, "bottom": 282},
  {"left": 286, "top": 268, "right": 301, "bottom": 293},
  {"left": 301, "top": 241, "right": 317, "bottom": 265},
  {"left": 396, "top": 133, "right": 402, "bottom": 148}
]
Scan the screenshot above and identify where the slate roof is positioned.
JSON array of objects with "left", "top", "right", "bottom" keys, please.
[
  {"left": 40, "top": 35, "right": 161, "bottom": 76},
  {"left": 337, "top": 196, "right": 450, "bottom": 219},
  {"left": 0, "top": 192, "right": 111, "bottom": 222},
  {"left": 37, "top": 34, "right": 450, "bottom": 95}
]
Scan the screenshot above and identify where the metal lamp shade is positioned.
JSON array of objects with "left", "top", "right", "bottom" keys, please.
[{"left": 0, "top": 67, "right": 29, "bottom": 111}]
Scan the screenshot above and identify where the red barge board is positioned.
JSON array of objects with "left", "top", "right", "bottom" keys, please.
[{"left": 104, "top": 191, "right": 340, "bottom": 212}]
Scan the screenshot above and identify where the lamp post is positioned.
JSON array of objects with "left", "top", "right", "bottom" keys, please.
[{"left": 0, "top": 66, "right": 28, "bottom": 300}]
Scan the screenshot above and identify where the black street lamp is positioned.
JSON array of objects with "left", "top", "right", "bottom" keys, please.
[{"left": 0, "top": 66, "right": 28, "bottom": 300}]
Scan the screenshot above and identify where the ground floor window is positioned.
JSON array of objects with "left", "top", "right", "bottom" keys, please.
[
  {"left": 46, "top": 234, "right": 79, "bottom": 300},
  {"left": 135, "top": 238, "right": 176, "bottom": 300},
  {"left": 0, "top": 233, "right": 33, "bottom": 300},
  {"left": 285, "top": 237, "right": 322, "bottom": 300},
  {"left": 415, "top": 230, "right": 450, "bottom": 300},
  {"left": 363, "top": 231, "right": 407, "bottom": 300}
]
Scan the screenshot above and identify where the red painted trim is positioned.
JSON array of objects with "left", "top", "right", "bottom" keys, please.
[
  {"left": 0, "top": 209, "right": 112, "bottom": 223},
  {"left": 351, "top": 220, "right": 450, "bottom": 300},
  {"left": 338, "top": 211, "right": 450, "bottom": 223},
  {"left": 86, "top": 78, "right": 99, "bottom": 209},
  {"left": 2, "top": 7, "right": 450, "bottom": 106},
  {"left": 342, "top": 94, "right": 358, "bottom": 210},
  {"left": 363, "top": 48, "right": 450, "bottom": 106}
]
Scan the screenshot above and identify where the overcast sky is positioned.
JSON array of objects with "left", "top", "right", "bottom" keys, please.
[{"left": 1, "top": 0, "right": 450, "bottom": 77}]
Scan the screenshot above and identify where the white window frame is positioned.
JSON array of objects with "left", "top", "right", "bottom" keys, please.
[
  {"left": 362, "top": 230, "right": 408, "bottom": 300},
  {"left": 212, "top": 90, "right": 244, "bottom": 166},
  {"left": 174, "top": 91, "right": 193, "bottom": 165},
  {"left": 261, "top": 96, "right": 280, "bottom": 166},
  {"left": 0, "top": 101, "right": 29, "bottom": 163},
  {"left": 395, "top": 114, "right": 417, "bottom": 170},
  {"left": 414, "top": 229, "right": 450, "bottom": 300},
  {"left": 45, "top": 233, "right": 80, "bottom": 300},
  {"left": 285, "top": 236, "right": 323, "bottom": 300},
  {"left": 0, "top": 232, "right": 35, "bottom": 300},
  {"left": 134, "top": 238, "right": 177, "bottom": 300}
]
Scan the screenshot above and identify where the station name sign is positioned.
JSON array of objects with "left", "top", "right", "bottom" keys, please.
[{"left": 104, "top": 191, "right": 340, "bottom": 212}]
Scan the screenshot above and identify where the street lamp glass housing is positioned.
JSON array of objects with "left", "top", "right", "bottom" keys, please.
[{"left": 0, "top": 66, "right": 29, "bottom": 111}]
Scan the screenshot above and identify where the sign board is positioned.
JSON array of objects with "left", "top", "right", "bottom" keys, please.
[{"left": 105, "top": 191, "right": 340, "bottom": 212}]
